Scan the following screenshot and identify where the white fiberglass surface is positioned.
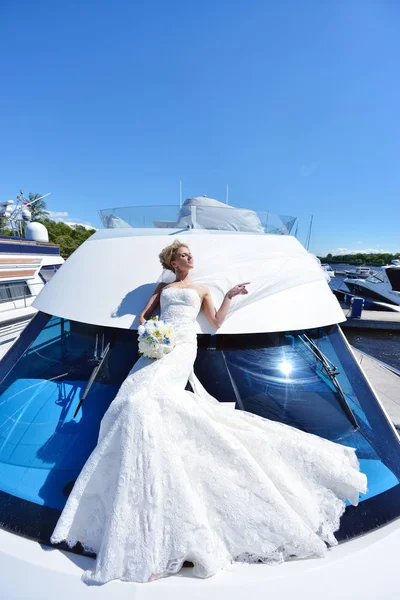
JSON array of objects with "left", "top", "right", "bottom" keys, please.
[{"left": 34, "top": 233, "right": 344, "bottom": 332}]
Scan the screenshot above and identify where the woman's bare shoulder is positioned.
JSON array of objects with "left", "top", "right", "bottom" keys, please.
[
  {"left": 153, "top": 282, "right": 168, "bottom": 294},
  {"left": 194, "top": 284, "right": 210, "bottom": 299}
]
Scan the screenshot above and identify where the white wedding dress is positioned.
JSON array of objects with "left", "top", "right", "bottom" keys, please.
[{"left": 51, "top": 287, "right": 367, "bottom": 584}]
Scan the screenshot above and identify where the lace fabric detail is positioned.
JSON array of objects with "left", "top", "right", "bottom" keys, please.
[{"left": 51, "top": 287, "right": 367, "bottom": 584}]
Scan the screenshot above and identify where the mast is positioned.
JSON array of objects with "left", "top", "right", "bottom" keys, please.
[{"left": 305, "top": 215, "right": 313, "bottom": 251}]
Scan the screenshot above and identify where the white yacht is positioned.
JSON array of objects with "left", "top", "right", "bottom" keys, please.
[
  {"left": 345, "top": 266, "right": 374, "bottom": 279},
  {"left": 0, "top": 231, "right": 64, "bottom": 358},
  {"left": 0, "top": 201, "right": 399, "bottom": 599},
  {"left": 0, "top": 193, "right": 64, "bottom": 357},
  {"left": 344, "top": 260, "right": 400, "bottom": 306}
]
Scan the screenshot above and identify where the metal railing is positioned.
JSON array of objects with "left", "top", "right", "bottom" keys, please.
[
  {"left": 0, "top": 281, "right": 45, "bottom": 309},
  {"left": 98, "top": 204, "right": 297, "bottom": 235}
]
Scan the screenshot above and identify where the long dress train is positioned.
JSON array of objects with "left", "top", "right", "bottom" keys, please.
[{"left": 51, "top": 287, "right": 367, "bottom": 584}]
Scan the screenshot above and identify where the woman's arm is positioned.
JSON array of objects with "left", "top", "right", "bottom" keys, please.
[
  {"left": 202, "top": 283, "right": 250, "bottom": 329},
  {"left": 138, "top": 283, "right": 166, "bottom": 325}
]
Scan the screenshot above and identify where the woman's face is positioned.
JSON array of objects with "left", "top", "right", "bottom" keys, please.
[{"left": 171, "top": 246, "right": 194, "bottom": 271}]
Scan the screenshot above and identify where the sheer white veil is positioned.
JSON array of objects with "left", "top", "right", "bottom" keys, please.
[{"left": 158, "top": 244, "right": 328, "bottom": 321}]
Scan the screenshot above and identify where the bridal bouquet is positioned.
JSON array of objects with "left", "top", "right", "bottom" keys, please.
[{"left": 138, "top": 317, "right": 176, "bottom": 359}]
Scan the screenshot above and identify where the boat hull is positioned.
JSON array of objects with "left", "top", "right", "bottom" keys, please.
[
  {"left": 1, "top": 519, "right": 400, "bottom": 599},
  {"left": 345, "top": 281, "right": 400, "bottom": 306}
]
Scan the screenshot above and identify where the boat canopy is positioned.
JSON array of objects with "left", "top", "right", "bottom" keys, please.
[{"left": 33, "top": 231, "right": 344, "bottom": 333}]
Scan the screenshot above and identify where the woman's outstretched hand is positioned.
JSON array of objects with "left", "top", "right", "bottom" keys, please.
[
  {"left": 227, "top": 282, "right": 250, "bottom": 299},
  {"left": 202, "top": 282, "right": 251, "bottom": 328}
]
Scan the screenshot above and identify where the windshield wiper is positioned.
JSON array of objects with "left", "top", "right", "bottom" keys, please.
[
  {"left": 73, "top": 334, "right": 112, "bottom": 417},
  {"left": 296, "top": 334, "right": 359, "bottom": 429}
]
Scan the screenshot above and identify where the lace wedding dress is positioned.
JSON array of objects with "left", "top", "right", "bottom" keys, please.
[{"left": 51, "top": 287, "right": 367, "bottom": 584}]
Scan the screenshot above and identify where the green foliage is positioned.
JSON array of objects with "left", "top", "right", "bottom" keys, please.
[
  {"left": 318, "top": 252, "right": 400, "bottom": 266},
  {"left": 0, "top": 191, "right": 96, "bottom": 258},
  {"left": 0, "top": 218, "right": 12, "bottom": 236},
  {"left": 27, "top": 192, "right": 49, "bottom": 221},
  {"left": 37, "top": 218, "right": 96, "bottom": 258}
]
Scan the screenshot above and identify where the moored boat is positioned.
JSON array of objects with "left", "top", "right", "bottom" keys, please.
[
  {"left": 0, "top": 200, "right": 399, "bottom": 599},
  {"left": 344, "top": 261, "right": 400, "bottom": 306}
]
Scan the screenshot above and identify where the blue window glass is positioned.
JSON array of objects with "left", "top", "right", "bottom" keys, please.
[
  {"left": 39, "top": 264, "right": 62, "bottom": 283},
  {"left": 196, "top": 328, "right": 400, "bottom": 503},
  {"left": 0, "top": 317, "right": 399, "bottom": 548},
  {"left": 0, "top": 315, "right": 138, "bottom": 512}
]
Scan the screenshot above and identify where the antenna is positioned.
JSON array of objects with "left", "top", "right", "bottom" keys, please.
[
  {"left": 0, "top": 190, "right": 51, "bottom": 237},
  {"left": 179, "top": 181, "right": 182, "bottom": 208},
  {"left": 305, "top": 215, "right": 313, "bottom": 250},
  {"left": 225, "top": 184, "right": 229, "bottom": 205}
]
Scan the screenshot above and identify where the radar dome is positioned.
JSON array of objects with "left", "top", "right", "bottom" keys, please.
[{"left": 25, "top": 221, "right": 49, "bottom": 243}]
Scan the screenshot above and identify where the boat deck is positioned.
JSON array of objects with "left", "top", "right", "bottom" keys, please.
[
  {"left": 352, "top": 349, "right": 400, "bottom": 429},
  {"left": 2, "top": 518, "right": 400, "bottom": 600}
]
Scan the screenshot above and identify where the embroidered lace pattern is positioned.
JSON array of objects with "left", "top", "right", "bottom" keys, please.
[{"left": 51, "top": 287, "right": 367, "bottom": 584}]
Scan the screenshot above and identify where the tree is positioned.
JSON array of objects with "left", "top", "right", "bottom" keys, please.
[
  {"left": 0, "top": 193, "right": 96, "bottom": 258},
  {"left": 318, "top": 252, "right": 399, "bottom": 266},
  {"left": 27, "top": 192, "right": 49, "bottom": 221},
  {"left": 37, "top": 217, "right": 96, "bottom": 258}
]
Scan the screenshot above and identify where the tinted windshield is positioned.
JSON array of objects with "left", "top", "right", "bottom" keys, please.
[
  {"left": 0, "top": 315, "right": 399, "bottom": 547},
  {"left": 366, "top": 273, "right": 385, "bottom": 283}
]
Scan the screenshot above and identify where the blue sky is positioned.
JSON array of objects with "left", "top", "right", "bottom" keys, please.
[{"left": 1, "top": 0, "right": 399, "bottom": 255}]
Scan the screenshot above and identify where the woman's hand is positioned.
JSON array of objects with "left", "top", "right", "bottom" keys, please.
[
  {"left": 226, "top": 282, "right": 250, "bottom": 299},
  {"left": 202, "top": 282, "right": 251, "bottom": 329}
]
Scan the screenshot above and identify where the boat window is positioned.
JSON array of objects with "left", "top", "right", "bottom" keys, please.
[
  {"left": 0, "top": 318, "right": 399, "bottom": 547},
  {"left": 196, "top": 328, "right": 400, "bottom": 456},
  {"left": 195, "top": 326, "right": 400, "bottom": 536},
  {"left": 365, "top": 273, "right": 385, "bottom": 284},
  {"left": 386, "top": 268, "right": 400, "bottom": 292},
  {"left": 39, "top": 264, "right": 62, "bottom": 283},
  {"left": 0, "top": 315, "right": 139, "bottom": 514},
  {"left": 0, "top": 280, "right": 31, "bottom": 303}
]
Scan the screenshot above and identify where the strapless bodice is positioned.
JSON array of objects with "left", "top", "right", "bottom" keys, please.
[{"left": 160, "top": 287, "right": 201, "bottom": 341}]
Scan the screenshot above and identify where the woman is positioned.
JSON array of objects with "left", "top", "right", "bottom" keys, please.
[{"left": 51, "top": 240, "right": 367, "bottom": 584}]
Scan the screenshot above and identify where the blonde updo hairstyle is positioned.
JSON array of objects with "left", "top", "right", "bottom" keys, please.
[{"left": 159, "top": 240, "right": 189, "bottom": 272}]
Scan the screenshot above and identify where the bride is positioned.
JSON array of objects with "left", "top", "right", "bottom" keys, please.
[{"left": 51, "top": 240, "right": 367, "bottom": 584}]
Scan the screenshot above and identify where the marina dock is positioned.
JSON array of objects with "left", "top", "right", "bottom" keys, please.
[
  {"left": 341, "top": 308, "right": 400, "bottom": 331},
  {"left": 331, "top": 288, "right": 400, "bottom": 331}
]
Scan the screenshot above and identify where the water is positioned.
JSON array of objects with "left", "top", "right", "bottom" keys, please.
[
  {"left": 344, "top": 329, "right": 400, "bottom": 371},
  {"left": 327, "top": 264, "right": 400, "bottom": 372}
]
